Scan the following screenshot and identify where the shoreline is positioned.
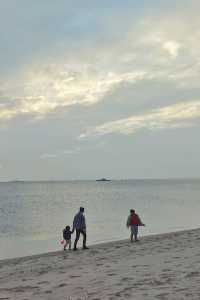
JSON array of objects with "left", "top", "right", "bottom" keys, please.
[
  {"left": 0, "top": 226, "right": 199, "bottom": 264},
  {"left": 1, "top": 227, "right": 200, "bottom": 299}
]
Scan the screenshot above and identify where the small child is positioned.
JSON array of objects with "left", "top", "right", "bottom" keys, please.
[{"left": 62, "top": 225, "right": 73, "bottom": 250}]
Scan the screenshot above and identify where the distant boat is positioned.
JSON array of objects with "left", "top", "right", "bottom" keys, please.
[{"left": 96, "top": 178, "right": 111, "bottom": 182}]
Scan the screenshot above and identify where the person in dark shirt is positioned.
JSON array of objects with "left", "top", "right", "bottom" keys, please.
[
  {"left": 62, "top": 225, "right": 73, "bottom": 250},
  {"left": 72, "top": 207, "right": 89, "bottom": 250}
]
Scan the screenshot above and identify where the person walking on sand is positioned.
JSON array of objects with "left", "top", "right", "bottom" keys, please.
[
  {"left": 73, "top": 207, "right": 89, "bottom": 250},
  {"left": 62, "top": 225, "right": 73, "bottom": 251},
  {"left": 126, "top": 209, "right": 145, "bottom": 242}
]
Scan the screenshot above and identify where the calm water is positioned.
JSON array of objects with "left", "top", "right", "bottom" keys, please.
[{"left": 0, "top": 179, "right": 200, "bottom": 260}]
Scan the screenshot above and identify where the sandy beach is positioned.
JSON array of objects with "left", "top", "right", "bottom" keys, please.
[{"left": 0, "top": 228, "right": 200, "bottom": 300}]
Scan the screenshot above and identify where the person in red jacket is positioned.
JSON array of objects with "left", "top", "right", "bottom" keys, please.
[{"left": 126, "top": 209, "right": 145, "bottom": 242}]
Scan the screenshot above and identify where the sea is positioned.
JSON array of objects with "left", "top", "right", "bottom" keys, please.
[{"left": 0, "top": 179, "right": 200, "bottom": 260}]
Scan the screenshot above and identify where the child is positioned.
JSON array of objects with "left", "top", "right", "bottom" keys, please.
[
  {"left": 62, "top": 225, "right": 73, "bottom": 250},
  {"left": 126, "top": 209, "right": 145, "bottom": 242}
]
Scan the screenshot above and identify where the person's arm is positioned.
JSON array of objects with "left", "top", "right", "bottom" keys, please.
[
  {"left": 137, "top": 215, "right": 145, "bottom": 226},
  {"left": 82, "top": 215, "right": 86, "bottom": 231},
  {"left": 126, "top": 215, "right": 131, "bottom": 228},
  {"left": 72, "top": 216, "right": 76, "bottom": 232}
]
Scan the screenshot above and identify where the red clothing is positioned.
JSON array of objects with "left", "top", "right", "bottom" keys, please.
[{"left": 130, "top": 213, "right": 139, "bottom": 226}]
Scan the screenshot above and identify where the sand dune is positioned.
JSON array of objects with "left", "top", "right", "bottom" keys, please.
[{"left": 0, "top": 228, "right": 200, "bottom": 299}]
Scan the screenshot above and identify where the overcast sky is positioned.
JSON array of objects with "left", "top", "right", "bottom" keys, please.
[{"left": 0, "top": 0, "right": 200, "bottom": 181}]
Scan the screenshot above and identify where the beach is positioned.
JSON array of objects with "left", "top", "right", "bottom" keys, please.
[{"left": 0, "top": 228, "right": 200, "bottom": 300}]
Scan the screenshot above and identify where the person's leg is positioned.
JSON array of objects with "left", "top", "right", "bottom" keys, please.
[
  {"left": 64, "top": 240, "right": 67, "bottom": 250},
  {"left": 69, "top": 240, "right": 71, "bottom": 250},
  {"left": 74, "top": 229, "right": 80, "bottom": 250},
  {"left": 134, "top": 226, "right": 139, "bottom": 241},
  {"left": 130, "top": 226, "right": 134, "bottom": 242},
  {"left": 80, "top": 230, "right": 87, "bottom": 249}
]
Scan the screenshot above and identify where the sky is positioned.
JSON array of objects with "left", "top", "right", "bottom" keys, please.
[{"left": 0, "top": 0, "right": 200, "bottom": 181}]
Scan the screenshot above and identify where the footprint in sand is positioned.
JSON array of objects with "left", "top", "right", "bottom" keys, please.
[
  {"left": 121, "top": 277, "right": 132, "bottom": 281},
  {"left": 96, "top": 263, "right": 104, "bottom": 267},
  {"left": 57, "top": 283, "right": 68, "bottom": 288},
  {"left": 185, "top": 271, "right": 199, "bottom": 278},
  {"left": 175, "top": 288, "right": 187, "bottom": 292},
  {"left": 38, "top": 270, "right": 48, "bottom": 276},
  {"left": 44, "top": 290, "right": 52, "bottom": 294},
  {"left": 38, "top": 281, "right": 49, "bottom": 285},
  {"left": 114, "top": 292, "right": 121, "bottom": 297},
  {"left": 97, "top": 257, "right": 105, "bottom": 261},
  {"left": 2, "top": 286, "right": 38, "bottom": 293},
  {"left": 155, "top": 292, "right": 169, "bottom": 299},
  {"left": 69, "top": 275, "right": 80, "bottom": 279},
  {"left": 90, "top": 250, "right": 99, "bottom": 255}
]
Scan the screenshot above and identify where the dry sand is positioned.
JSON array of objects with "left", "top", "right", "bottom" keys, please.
[{"left": 0, "top": 228, "right": 200, "bottom": 300}]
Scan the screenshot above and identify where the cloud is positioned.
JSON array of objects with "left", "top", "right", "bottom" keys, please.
[
  {"left": 1, "top": 1, "right": 200, "bottom": 126},
  {"left": 80, "top": 101, "right": 200, "bottom": 138},
  {"left": 0, "top": 67, "right": 147, "bottom": 122},
  {"left": 162, "top": 41, "right": 181, "bottom": 58}
]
